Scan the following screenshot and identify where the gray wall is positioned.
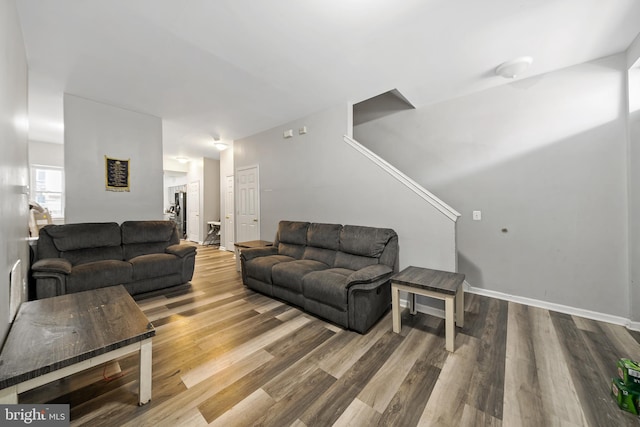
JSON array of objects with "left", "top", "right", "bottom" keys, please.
[
  {"left": 355, "top": 54, "right": 630, "bottom": 317},
  {"left": 0, "top": 0, "right": 29, "bottom": 343},
  {"left": 234, "top": 104, "right": 457, "bottom": 272},
  {"left": 628, "top": 39, "right": 640, "bottom": 321},
  {"left": 64, "top": 94, "right": 164, "bottom": 224},
  {"left": 28, "top": 140, "right": 64, "bottom": 167}
]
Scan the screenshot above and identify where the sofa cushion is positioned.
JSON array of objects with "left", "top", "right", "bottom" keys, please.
[
  {"left": 67, "top": 260, "right": 133, "bottom": 293},
  {"left": 122, "top": 220, "right": 179, "bottom": 260},
  {"left": 272, "top": 260, "right": 329, "bottom": 293},
  {"left": 130, "top": 253, "right": 181, "bottom": 281},
  {"left": 303, "top": 247, "right": 336, "bottom": 266},
  {"left": 277, "top": 221, "right": 309, "bottom": 245},
  {"left": 339, "top": 225, "right": 396, "bottom": 258},
  {"left": 306, "top": 223, "right": 341, "bottom": 250},
  {"left": 245, "top": 255, "right": 295, "bottom": 284},
  {"left": 302, "top": 268, "right": 354, "bottom": 311},
  {"left": 39, "top": 222, "right": 123, "bottom": 265},
  {"left": 44, "top": 222, "right": 122, "bottom": 252},
  {"left": 278, "top": 243, "right": 305, "bottom": 259},
  {"left": 334, "top": 251, "right": 378, "bottom": 271}
]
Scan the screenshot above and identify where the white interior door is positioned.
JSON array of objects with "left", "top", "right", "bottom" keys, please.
[
  {"left": 236, "top": 166, "right": 259, "bottom": 242},
  {"left": 188, "top": 181, "right": 200, "bottom": 242},
  {"left": 224, "top": 174, "right": 235, "bottom": 250}
]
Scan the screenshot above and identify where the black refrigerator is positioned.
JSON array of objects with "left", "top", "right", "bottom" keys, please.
[{"left": 175, "top": 191, "right": 187, "bottom": 239}]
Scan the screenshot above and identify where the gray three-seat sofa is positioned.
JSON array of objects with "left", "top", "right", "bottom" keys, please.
[{"left": 241, "top": 220, "right": 399, "bottom": 333}]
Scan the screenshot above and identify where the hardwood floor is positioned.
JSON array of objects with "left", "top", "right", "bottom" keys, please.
[{"left": 21, "top": 244, "right": 640, "bottom": 426}]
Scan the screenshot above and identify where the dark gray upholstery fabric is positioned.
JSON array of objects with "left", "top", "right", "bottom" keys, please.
[
  {"left": 334, "top": 251, "right": 378, "bottom": 271},
  {"left": 272, "top": 259, "right": 328, "bottom": 293},
  {"left": 130, "top": 253, "right": 182, "bottom": 280},
  {"left": 33, "top": 220, "right": 196, "bottom": 299},
  {"left": 306, "top": 223, "right": 341, "bottom": 250},
  {"left": 31, "top": 258, "right": 72, "bottom": 274},
  {"left": 278, "top": 242, "right": 305, "bottom": 259},
  {"left": 347, "top": 264, "right": 393, "bottom": 285},
  {"left": 303, "top": 246, "right": 337, "bottom": 266},
  {"left": 304, "top": 298, "right": 348, "bottom": 327},
  {"left": 67, "top": 260, "right": 133, "bottom": 293},
  {"left": 245, "top": 255, "right": 295, "bottom": 284},
  {"left": 339, "top": 225, "right": 396, "bottom": 257},
  {"left": 241, "top": 220, "right": 398, "bottom": 333},
  {"left": 121, "top": 220, "right": 179, "bottom": 245},
  {"left": 122, "top": 220, "right": 180, "bottom": 260},
  {"left": 42, "top": 222, "right": 121, "bottom": 251},
  {"left": 62, "top": 246, "right": 124, "bottom": 266},
  {"left": 277, "top": 221, "right": 309, "bottom": 245},
  {"left": 302, "top": 269, "right": 351, "bottom": 310}
]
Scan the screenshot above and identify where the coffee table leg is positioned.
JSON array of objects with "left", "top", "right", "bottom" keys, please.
[
  {"left": 139, "top": 339, "right": 152, "bottom": 405},
  {"left": 0, "top": 386, "right": 17, "bottom": 404},
  {"left": 456, "top": 285, "right": 464, "bottom": 328},
  {"left": 392, "top": 284, "right": 401, "bottom": 333},
  {"left": 445, "top": 296, "right": 455, "bottom": 352}
]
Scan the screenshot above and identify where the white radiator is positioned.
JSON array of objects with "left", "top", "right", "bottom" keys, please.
[{"left": 9, "top": 259, "right": 22, "bottom": 322}]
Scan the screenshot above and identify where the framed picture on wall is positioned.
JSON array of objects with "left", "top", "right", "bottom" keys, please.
[{"left": 105, "top": 156, "right": 130, "bottom": 192}]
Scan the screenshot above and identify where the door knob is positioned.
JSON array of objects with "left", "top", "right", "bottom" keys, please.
[{"left": 253, "top": 219, "right": 258, "bottom": 222}]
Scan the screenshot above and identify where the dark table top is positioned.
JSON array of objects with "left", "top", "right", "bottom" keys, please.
[
  {"left": 0, "top": 285, "right": 155, "bottom": 389},
  {"left": 234, "top": 240, "right": 273, "bottom": 249},
  {"left": 391, "top": 266, "right": 465, "bottom": 295}
]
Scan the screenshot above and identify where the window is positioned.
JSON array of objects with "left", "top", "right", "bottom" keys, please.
[{"left": 31, "top": 165, "right": 64, "bottom": 218}]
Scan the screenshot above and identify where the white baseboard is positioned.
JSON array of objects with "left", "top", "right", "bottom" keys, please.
[
  {"left": 464, "top": 281, "right": 637, "bottom": 330},
  {"left": 401, "top": 281, "right": 639, "bottom": 331}
]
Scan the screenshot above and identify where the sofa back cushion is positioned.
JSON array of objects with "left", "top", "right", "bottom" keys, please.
[
  {"left": 302, "top": 223, "right": 341, "bottom": 265},
  {"left": 121, "top": 220, "right": 179, "bottom": 260},
  {"left": 275, "top": 221, "right": 309, "bottom": 259},
  {"left": 38, "top": 223, "right": 123, "bottom": 266},
  {"left": 334, "top": 225, "right": 398, "bottom": 270}
]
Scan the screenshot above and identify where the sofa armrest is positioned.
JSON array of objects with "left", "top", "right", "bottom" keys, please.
[
  {"left": 240, "top": 246, "right": 278, "bottom": 261},
  {"left": 346, "top": 264, "right": 393, "bottom": 286},
  {"left": 32, "top": 258, "right": 72, "bottom": 275},
  {"left": 166, "top": 244, "right": 197, "bottom": 258}
]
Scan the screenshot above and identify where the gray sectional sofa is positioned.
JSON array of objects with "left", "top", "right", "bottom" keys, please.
[
  {"left": 31, "top": 220, "right": 196, "bottom": 299},
  {"left": 241, "top": 221, "right": 399, "bottom": 333}
]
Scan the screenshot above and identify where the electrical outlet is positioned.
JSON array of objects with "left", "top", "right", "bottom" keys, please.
[{"left": 472, "top": 211, "right": 482, "bottom": 221}]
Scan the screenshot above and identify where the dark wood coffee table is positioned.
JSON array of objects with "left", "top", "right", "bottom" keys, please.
[
  {"left": 391, "top": 266, "right": 465, "bottom": 352},
  {"left": 0, "top": 285, "right": 155, "bottom": 405}
]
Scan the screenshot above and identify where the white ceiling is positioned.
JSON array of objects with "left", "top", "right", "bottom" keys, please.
[{"left": 16, "top": 0, "right": 640, "bottom": 165}]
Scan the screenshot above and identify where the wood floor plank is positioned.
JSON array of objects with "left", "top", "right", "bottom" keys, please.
[
  {"left": 502, "top": 303, "right": 548, "bottom": 427},
  {"left": 208, "top": 388, "right": 276, "bottom": 427},
  {"left": 299, "top": 330, "right": 404, "bottom": 426},
  {"left": 357, "top": 315, "right": 443, "bottom": 413},
  {"left": 21, "top": 245, "right": 640, "bottom": 427},
  {"left": 417, "top": 334, "right": 478, "bottom": 427},
  {"left": 197, "top": 320, "right": 336, "bottom": 423},
  {"left": 182, "top": 315, "right": 311, "bottom": 388},
  {"left": 255, "top": 368, "right": 336, "bottom": 427},
  {"left": 332, "top": 398, "right": 381, "bottom": 427},
  {"left": 549, "top": 311, "right": 631, "bottom": 426},
  {"left": 377, "top": 357, "right": 441, "bottom": 427}
]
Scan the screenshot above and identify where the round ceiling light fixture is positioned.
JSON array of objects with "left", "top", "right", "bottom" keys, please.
[{"left": 495, "top": 56, "right": 533, "bottom": 79}]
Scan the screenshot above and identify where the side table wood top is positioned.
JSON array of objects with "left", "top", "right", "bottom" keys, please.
[
  {"left": 391, "top": 266, "right": 465, "bottom": 295},
  {"left": 234, "top": 240, "right": 273, "bottom": 249}
]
